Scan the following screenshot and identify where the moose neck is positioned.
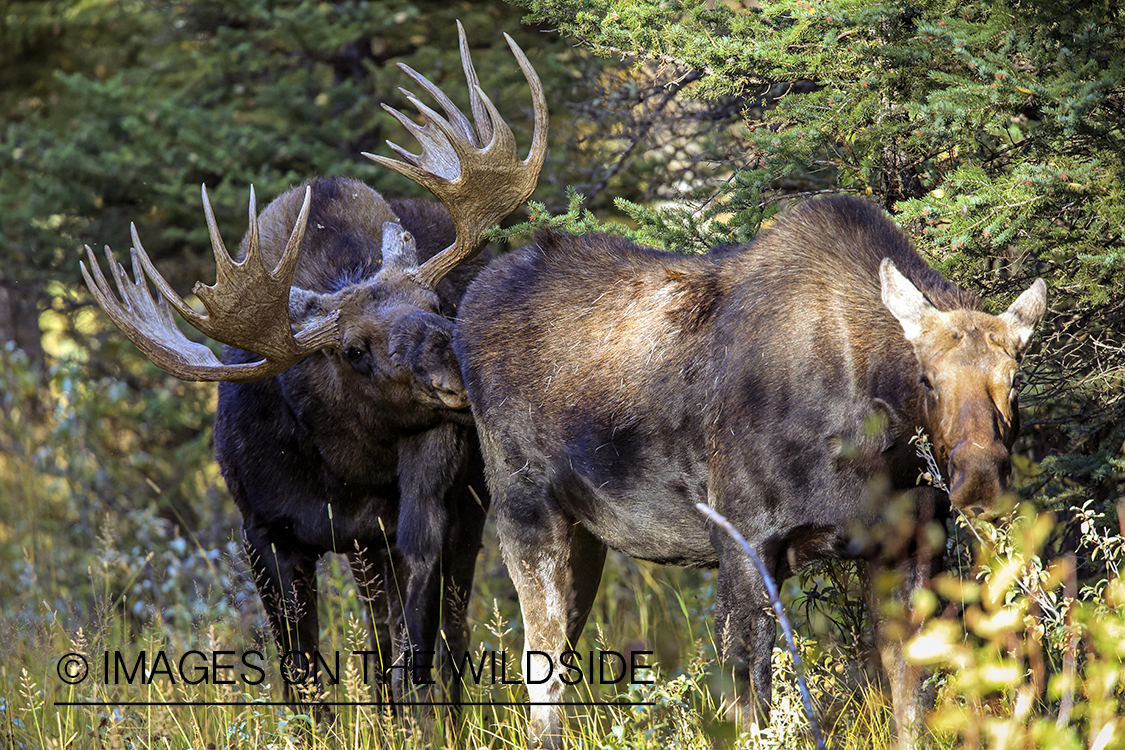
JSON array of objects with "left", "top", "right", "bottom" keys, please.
[{"left": 716, "top": 230, "right": 983, "bottom": 481}]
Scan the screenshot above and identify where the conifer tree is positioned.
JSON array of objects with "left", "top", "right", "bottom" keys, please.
[
  {"left": 0, "top": 0, "right": 573, "bottom": 364},
  {"left": 520, "top": 0, "right": 1124, "bottom": 525}
]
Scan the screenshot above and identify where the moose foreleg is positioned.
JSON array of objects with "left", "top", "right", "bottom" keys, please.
[
  {"left": 870, "top": 485, "right": 944, "bottom": 750},
  {"left": 499, "top": 509, "right": 607, "bottom": 750},
  {"left": 714, "top": 541, "right": 778, "bottom": 732},
  {"left": 870, "top": 555, "right": 930, "bottom": 750},
  {"left": 242, "top": 525, "right": 323, "bottom": 705},
  {"left": 347, "top": 545, "right": 401, "bottom": 698},
  {"left": 394, "top": 424, "right": 476, "bottom": 704},
  {"left": 435, "top": 434, "right": 490, "bottom": 705}
]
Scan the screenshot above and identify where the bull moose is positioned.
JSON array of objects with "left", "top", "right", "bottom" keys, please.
[
  {"left": 80, "top": 23, "right": 546, "bottom": 706},
  {"left": 452, "top": 196, "right": 1046, "bottom": 747}
]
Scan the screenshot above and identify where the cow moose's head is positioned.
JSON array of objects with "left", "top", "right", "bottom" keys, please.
[
  {"left": 880, "top": 259, "right": 1047, "bottom": 518},
  {"left": 80, "top": 22, "right": 546, "bottom": 405}
]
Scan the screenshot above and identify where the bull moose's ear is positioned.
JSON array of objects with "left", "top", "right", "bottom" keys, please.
[
  {"left": 288, "top": 287, "right": 332, "bottom": 327},
  {"left": 379, "top": 222, "right": 418, "bottom": 275},
  {"left": 998, "top": 279, "right": 1047, "bottom": 352},
  {"left": 880, "top": 258, "right": 939, "bottom": 344}
]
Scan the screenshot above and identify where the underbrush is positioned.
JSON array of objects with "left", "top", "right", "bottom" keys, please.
[{"left": 2, "top": 345, "right": 1122, "bottom": 749}]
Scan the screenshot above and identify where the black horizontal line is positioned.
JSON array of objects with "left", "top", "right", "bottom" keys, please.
[{"left": 55, "top": 701, "right": 656, "bottom": 707}]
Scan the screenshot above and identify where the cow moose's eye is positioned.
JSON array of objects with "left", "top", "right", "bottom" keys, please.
[
  {"left": 919, "top": 373, "right": 935, "bottom": 392},
  {"left": 1011, "top": 371, "right": 1025, "bottom": 392}
]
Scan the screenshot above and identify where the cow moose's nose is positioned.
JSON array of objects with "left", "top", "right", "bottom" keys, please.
[{"left": 947, "top": 440, "right": 1012, "bottom": 519}]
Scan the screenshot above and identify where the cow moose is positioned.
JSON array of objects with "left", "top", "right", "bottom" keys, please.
[
  {"left": 452, "top": 196, "right": 1047, "bottom": 747},
  {"left": 80, "top": 23, "right": 547, "bottom": 708}
]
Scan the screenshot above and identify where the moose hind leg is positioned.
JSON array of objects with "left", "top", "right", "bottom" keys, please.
[
  {"left": 564, "top": 523, "right": 608, "bottom": 647},
  {"left": 242, "top": 526, "right": 323, "bottom": 704},
  {"left": 714, "top": 540, "right": 777, "bottom": 731}
]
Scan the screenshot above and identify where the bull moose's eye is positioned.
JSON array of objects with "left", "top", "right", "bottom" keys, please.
[{"left": 343, "top": 342, "right": 374, "bottom": 375}]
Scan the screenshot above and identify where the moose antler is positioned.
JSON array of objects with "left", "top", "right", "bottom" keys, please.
[
  {"left": 80, "top": 185, "right": 340, "bottom": 382},
  {"left": 81, "top": 22, "right": 543, "bottom": 382},
  {"left": 365, "top": 20, "right": 548, "bottom": 289}
]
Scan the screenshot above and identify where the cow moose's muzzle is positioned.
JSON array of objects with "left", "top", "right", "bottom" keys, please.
[{"left": 947, "top": 438, "right": 1013, "bottom": 520}]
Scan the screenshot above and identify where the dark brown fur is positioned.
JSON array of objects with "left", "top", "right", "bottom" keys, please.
[
  {"left": 216, "top": 176, "right": 489, "bottom": 708},
  {"left": 453, "top": 195, "right": 1045, "bottom": 747}
]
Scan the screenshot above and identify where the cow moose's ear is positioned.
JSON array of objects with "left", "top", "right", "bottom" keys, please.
[
  {"left": 998, "top": 279, "right": 1047, "bottom": 352},
  {"left": 880, "top": 258, "right": 941, "bottom": 344},
  {"left": 379, "top": 222, "right": 419, "bottom": 275}
]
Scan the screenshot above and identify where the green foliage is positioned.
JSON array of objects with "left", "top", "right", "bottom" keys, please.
[
  {"left": 0, "top": 343, "right": 239, "bottom": 631},
  {"left": 3, "top": 1, "right": 1124, "bottom": 747},
  {"left": 496, "top": 177, "right": 772, "bottom": 254},
  {"left": 907, "top": 506, "right": 1125, "bottom": 748},
  {"left": 0, "top": 0, "right": 574, "bottom": 363}
]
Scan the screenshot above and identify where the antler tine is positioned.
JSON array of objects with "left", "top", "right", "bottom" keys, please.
[
  {"left": 379, "top": 98, "right": 463, "bottom": 182},
  {"left": 273, "top": 184, "right": 312, "bottom": 285},
  {"left": 396, "top": 63, "right": 478, "bottom": 147},
  {"left": 389, "top": 19, "right": 493, "bottom": 150},
  {"left": 127, "top": 220, "right": 207, "bottom": 334},
  {"left": 401, "top": 86, "right": 519, "bottom": 173},
  {"left": 80, "top": 245, "right": 137, "bottom": 335},
  {"left": 270, "top": 186, "right": 341, "bottom": 352},
  {"left": 457, "top": 20, "right": 492, "bottom": 148},
  {"left": 200, "top": 184, "right": 244, "bottom": 292},
  {"left": 383, "top": 43, "right": 523, "bottom": 180},
  {"left": 80, "top": 243, "right": 279, "bottom": 382},
  {"left": 246, "top": 184, "right": 262, "bottom": 272},
  {"left": 81, "top": 183, "right": 340, "bottom": 382},
  {"left": 363, "top": 22, "right": 548, "bottom": 290},
  {"left": 502, "top": 30, "right": 549, "bottom": 173},
  {"left": 463, "top": 85, "right": 519, "bottom": 157},
  {"left": 200, "top": 183, "right": 255, "bottom": 294}
]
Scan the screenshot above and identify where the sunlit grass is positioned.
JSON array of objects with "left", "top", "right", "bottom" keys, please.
[{"left": 0, "top": 513, "right": 887, "bottom": 750}]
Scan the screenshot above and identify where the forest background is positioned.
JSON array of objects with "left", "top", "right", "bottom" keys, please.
[{"left": 1, "top": 0, "right": 1122, "bottom": 748}]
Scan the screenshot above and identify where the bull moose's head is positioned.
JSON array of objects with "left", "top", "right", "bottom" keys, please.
[
  {"left": 80, "top": 22, "right": 546, "bottom": 401},
  {"left": 880, "top": 259, "right": 1047, "bottom": 518},
  {"left": 282, "top": 218, "right": 469, "bottom": 410}
]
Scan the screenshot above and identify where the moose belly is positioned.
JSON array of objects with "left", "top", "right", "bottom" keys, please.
[{"left": 548, "top": 456, "right": 718, "bottom": 568}]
